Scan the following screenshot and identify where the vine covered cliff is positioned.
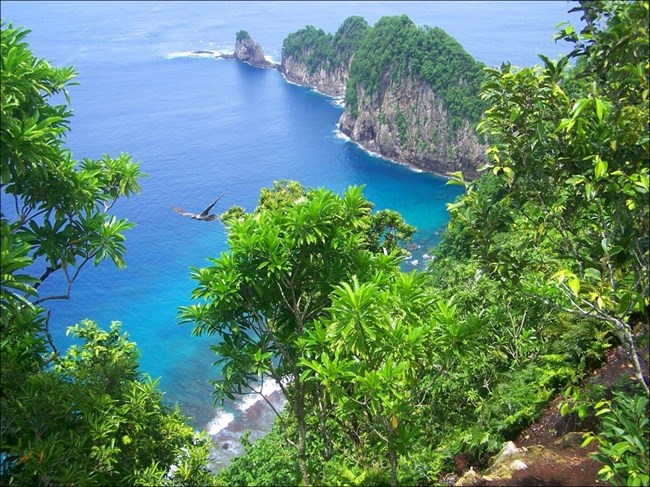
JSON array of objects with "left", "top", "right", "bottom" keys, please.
[{"left": 281, "top": 15, "right": 488, "bottom": 178}]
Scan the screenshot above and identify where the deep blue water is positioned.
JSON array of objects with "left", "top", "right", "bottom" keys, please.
[{"left": 2, "top": 0, "right": 582, "bottom": 467}]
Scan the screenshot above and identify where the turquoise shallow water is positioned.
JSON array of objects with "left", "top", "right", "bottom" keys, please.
[{"left": 2, "top": 0, "right": 582, "bottom": 466}]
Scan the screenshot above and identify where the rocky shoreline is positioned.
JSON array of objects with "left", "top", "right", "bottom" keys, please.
[{"left": 195, "top": 31, "right": 482, "bottom": 180}]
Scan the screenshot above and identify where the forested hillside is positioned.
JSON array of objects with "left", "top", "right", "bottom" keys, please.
[
  {"left": 282, "top": 14, "right": 487, "bottom": 178},
  {"left": 209, "top": 2, "right": 648, "bottom": 485},
  {"left": 281, "top": 16, "right": 369, "bottom": 97},
  {"left": 1, "top": 1, "right": 648, "bottom": 486}
]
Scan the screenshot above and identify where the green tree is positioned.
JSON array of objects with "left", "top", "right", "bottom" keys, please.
[
  {"left": 236, "top": 30, "right": 250, "bottom": 42},
  {"left": 180, "top": 180, "right": 413, "bottom": 485},
  {"left": 2, "top": 320, "right": 215, "bottom": 485},
  {"left": 1, "top": 22, "right": 214, "bottom": 484},
  {"left": 300, "top": 272, "right": 434, "bottom": 486},
  {"left": 451, "top": 0, "right": 649, "bottom": 394},
  {"left": 1, "top": 21, "right": 143, "bottom": 352}
]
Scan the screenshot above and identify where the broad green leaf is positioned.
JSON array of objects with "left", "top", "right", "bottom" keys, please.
[{"left": 594, "top": 157, "right": 608, "bottom": 179}]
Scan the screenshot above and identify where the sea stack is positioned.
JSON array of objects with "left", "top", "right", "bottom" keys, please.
[{"left": 233, "top": 30, "right": 279, "bottom": 69}]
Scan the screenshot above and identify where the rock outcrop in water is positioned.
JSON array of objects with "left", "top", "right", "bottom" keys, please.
[
  {"left": 232, "top": 30, "right": 279, "bottom": 69},
  {"left": 190, "top": 32, "right": 278, "bottom": 69},
  {"left": 198, "top": 20, "right": 487, "bottom": 178},
  {"left": 279, "top": 15, "right": 488, "bottom": 179}
]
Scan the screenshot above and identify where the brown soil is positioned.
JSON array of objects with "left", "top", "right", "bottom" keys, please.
[{"left": 459, "top": 341, "right": 648, "bottom": 487}]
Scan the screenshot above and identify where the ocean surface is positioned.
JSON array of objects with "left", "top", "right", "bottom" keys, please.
[{"left": 2, "top": 0, "right": 582, "bottom": 469}]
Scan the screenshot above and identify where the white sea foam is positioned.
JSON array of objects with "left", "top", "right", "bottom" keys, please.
[
  {"left": 333, "top": 124, "right": 350, "bottom": 141},
  {"left": 281, "top": 75, "right": 304, "bottom": 87},
  {"left": 264, "top": 54, "right": 278, "bottom": 65},
  {"left": 165, "top": 49, "right": 233, "bottom": 60},
  {"left": 237, "top": 379, "right": 284, "bottom": 413},
  {"left": 206, "top": 410, "right": 235, "bottom": 435}
]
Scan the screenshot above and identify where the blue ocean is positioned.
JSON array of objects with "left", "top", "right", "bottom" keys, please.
[{"left": 2, "top": 0, "right": 581, "bottom": 467}]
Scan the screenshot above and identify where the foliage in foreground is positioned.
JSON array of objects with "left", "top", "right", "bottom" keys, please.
[
  {"left": 583, "top": 386, "right": 649, "bottom": 487},
  {"left": 213, "top": 2, "right": 649, "bottom": 485},
  {"left": 3, "top": 320, "right": 215, "bottom": 485},
  {"left": 181, "top": 180, "right": 415, "bottom": 485},
  {"left": 1, "top": 21, "right": 215, "bottom": 485}
]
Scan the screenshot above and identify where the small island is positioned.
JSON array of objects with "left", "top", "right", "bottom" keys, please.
[
  {"left": 191, "top": 30, "right": 278, "bottom": 69},
  {"left": 196, "top": 19, "right": 488, "bottom": 179}
]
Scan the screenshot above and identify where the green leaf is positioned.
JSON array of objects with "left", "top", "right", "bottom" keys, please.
[
  {"left": 594, "top": 157, "right": 608, "bottom": 180},
  {"left": 584, "top": 268, "right": 601, "bottom": 281},
  {"left": 568, "top": 277, "right": 580, "bottom": 296},
  {"left": 595, "top": 98, "right": 605, "bottom": 122}
]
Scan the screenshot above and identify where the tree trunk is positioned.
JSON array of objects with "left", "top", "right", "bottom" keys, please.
[
  {"left": 388, "top": 437, "right": 398, "bottom": 487},
  {"left": 294, "top": 377, "right": 311, "bottom": 486},
  {"left": 318, "top": 390, "right": 332, "bottom": 460},
  {"left": 615, "top": 320, "right": 649, "bottom": 396}
]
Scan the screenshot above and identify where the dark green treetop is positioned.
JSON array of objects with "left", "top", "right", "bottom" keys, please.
[{"left": 236, "top": 29, "right": 250, "bottom": 42}]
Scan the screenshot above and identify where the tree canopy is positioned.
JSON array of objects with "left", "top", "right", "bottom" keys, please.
[
  {"left": 181, "top": 180, "right": 414, "bottom": 485},
  {"left": 282, "top": 16, "right": 369, "bottom": 74},
  {"left": 345, "top": 15, "right": 487, "bottom": 125},
  {"left": 451, "top": 0, "right": 649, "bottom": 394},
  {"left": 1, "top": 22, "right": 214, "bottom": 485}
]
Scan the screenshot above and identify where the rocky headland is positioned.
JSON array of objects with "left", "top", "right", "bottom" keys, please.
[
  {"left": 278, "top": 16, "right": 488, "bottom": 179},
  {"left": 192, "top": 30, "right": 278, "bottom": 69},
  {"left": 199, "top": 20, "right": 487, "bottom": 179},
  {"left": 337, "top": 74, "right": 486, "bottom": 180}
]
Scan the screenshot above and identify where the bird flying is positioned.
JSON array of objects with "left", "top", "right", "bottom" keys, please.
[{"left": 172, "top": 192, "right": 225, "bottom": 221}]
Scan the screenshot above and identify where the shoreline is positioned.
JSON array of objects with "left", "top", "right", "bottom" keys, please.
[
  {"left": 277, "top": 70, "right": 455, "bottom": 181},
  {"left": 185, "top": 49, "right": 461, "bottom": 182}
]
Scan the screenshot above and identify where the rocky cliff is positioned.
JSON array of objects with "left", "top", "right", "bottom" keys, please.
[
  {"left": 280, "top": 57, "right": 347, "bottom": 98},
  {"left": 339, "top": 74, "right": 486, "bottom": 179},
  {"left": 279, "top": 18, "right": 368, "bottom": 99},
  {"left": 280, "top": 16, "right": 487, "bottom": 179},
  {"left": 232, "top": 30, "right": 279, "bottom": 69}
]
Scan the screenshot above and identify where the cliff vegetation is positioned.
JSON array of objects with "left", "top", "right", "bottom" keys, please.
[{"left": 281, "top": 15, "right": 488, "bottom": 178}]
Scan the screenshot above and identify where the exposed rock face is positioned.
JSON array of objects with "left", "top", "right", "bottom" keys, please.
[
  {"left": 456, "top": 441, "right": 529, "bottom": 486},
  {"left": 339, "top": 74, "right": 486, "bottom": 179},
  {"left": 280, "top": 56, "right": 347, "bottom": 98},
  {"left": 227, "top": 21, "right": 487, "bottom": 178},
  {"left": 233, "top": 35, "right": 279, "bottom": 69},
  {"left": 280, "top": 51, "right": 485, "bottom": 179}
]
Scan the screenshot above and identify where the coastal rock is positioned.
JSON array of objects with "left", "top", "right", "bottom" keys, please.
[
  {"left": 233, "top": 31, "right": 279, "bottom": 69},
  {"left": 339, "top": 74, "right": 486, "bottom": 179},
  {"left": 279, "top": 16, "right": 487, "bottom": 179},
  {"left": 280, "top": 56, "right": 347, "bottom": 98}
]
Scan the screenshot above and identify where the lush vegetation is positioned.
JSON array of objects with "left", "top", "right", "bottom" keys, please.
[
  {"left": 180, "top": 180, "right": 415, "bottom": 485},
  {"left": 1, "top": 22, "right": 215, "bottom": 485},
  {"left": 236, "top": 30, "right": 250, "bottom": 42},
  {"left": 191, "top": 2, "right": 648, "bottom": 486},
  {"left": 2, "top": 1, "right": 648, "bottom": 486},
  {"left": 346, "top": 15, "right": 486, "bottom": 126},
  {"left": 282, "top": 16, "right": 369, "bottom": 74}
]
